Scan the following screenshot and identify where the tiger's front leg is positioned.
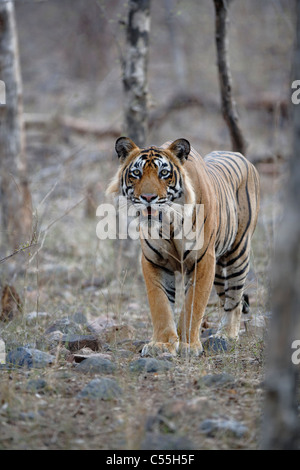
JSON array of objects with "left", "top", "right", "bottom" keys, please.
[
  {"left": 178, "top": 250, "right": 215, "bottom": 356},
  {"left": 141, "top": 255, "right": 178, "bottom": 356}
]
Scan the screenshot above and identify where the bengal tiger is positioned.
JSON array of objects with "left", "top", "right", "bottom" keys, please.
[{"left": 107, "top": 137, "right": 260, "bottom": 356}]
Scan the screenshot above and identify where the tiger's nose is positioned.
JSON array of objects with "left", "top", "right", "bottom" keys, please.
[{"left": 140, "top": 193, "right": 157, "bottom": 203}]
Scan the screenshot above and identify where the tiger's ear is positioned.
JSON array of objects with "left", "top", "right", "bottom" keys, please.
[
  {"left": 115, "top": 136, "right": 139, "bottom": 163},
  {"left": 167, "top": 138, "right": 191, "bottom": 163}
]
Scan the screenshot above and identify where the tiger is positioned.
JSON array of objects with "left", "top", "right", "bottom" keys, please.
[{"left": 106, "top": 137, "right": 260, "bottom": 356}]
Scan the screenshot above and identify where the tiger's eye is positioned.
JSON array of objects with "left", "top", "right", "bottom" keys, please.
[
  {"left": 132, "top": 169, "right": 141, "bottom": 177},
  {"left": 160, "top": 169, "right": 169, "bottom": 177}
]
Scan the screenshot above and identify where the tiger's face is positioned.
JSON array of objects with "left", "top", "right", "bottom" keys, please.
[{"left": 107, "top": 137, "right": 195, "bottom": 221}]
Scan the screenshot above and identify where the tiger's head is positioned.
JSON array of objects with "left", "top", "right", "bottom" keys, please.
[{"left": 106, "top": 137, "right": 196, "bottom": 221}]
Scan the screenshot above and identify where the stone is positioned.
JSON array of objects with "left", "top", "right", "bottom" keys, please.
[
  {"left": 44, "top": 331, "right": 64, "bottom": 349},
  {"left": 6, "top": 347, "right": 55, "bottom": 369},
  {"left": 87, "top": 317, "right": 117, "bottom": 334},
  {"left": 26, "top": 378, "right": 48, "bottom": 392},
  {"left": 202, "top": 336, "right": 228, "bottom": 353},
  {"left": 44, "top": 317, "right": 83, "bottom": 336},
  {"left": 73, "top": 351, "right": 112, "bottom": 363},
  {"left": 25, "top": 311, "right": 49, "bottom": 325},
  {"left": 99, "top": 325, "right": 135, "bottom": 345},
  {"left": 72, "top": 311, "right": 88, "bottom": 325},
  {"left": 199, "top": 373, "right": 236, "bottom": 388},
  {"left": 61, "top": 334, "right": 100, "bottom": 352},
  {"left": 200, "top": 418, "right": 248, "bottom": 438},
  {"left": 77, "top": 377, "right": 122, "bottom": 400},
  {"left": 75, "top": 355, "right": 116, "bottom": 374},
  {"left": 129, "top": 358, "right": 172, "bottom": 374}
]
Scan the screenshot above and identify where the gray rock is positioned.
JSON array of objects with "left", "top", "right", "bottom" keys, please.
[
  {"left": 19, "top": 411, "right": 36, "bottom": 420},
  {"left": 77, "top": 377, "right": 122, "bottom": 400},
  {"left": 26, "top": 378, "right": 48, "bottom": 392},
  {"left": 72, "top": 311, "right": 88, "bottom": 325},
  {"left": 25, "top": 311, "right": 49, "bottom": 325},
  {"left": 61, "top": 334, "right": 100, "bottom": 352},
  {"left": 6, "top": 347, "right": 55, "bottom": 369},
  {"left": 129, "top": 358, "right": 172, "bottom": 374},
  {"left": 44, "top": 317, "right": 83, "bottom": 336},
  {"left": 200, "top": 373, "right": 236, "bottom": 388},
  {"left": 140, "top": 433, "right": 195, "bottom": 450},
  {"left": 200, "top": 418, "right": 248, "bottom": 438},
  {"left": 202, "top": 336, "right": 228, "bottom": 353},
  {"left": 75, "top": 356, "right": 116, "bottom": 374}
]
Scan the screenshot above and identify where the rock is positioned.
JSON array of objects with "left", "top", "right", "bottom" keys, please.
[
  {"left": 140, "top": 433, "right": 195, "bottom": 450},
  {"left": 44, "top": 317, "right": 83, "bottom": 336},
  {"left": 200, "top": 418, "right": 248, "bottom": 438},
  {"left": 72, "top": 311, "right": 88, "bottom": 325},
  {"left": 129, "top": 358, "right": 172, "bottom": 374},
  {"left": 202, "top": 336, "right": 228, "bottom": 353},
  {"left": 81, "top": 276, "right": 106, "bottom": 289},
  {"left": 75, "top": 355, "right": 116, "bottom": 374},
  {"left": 100, "top": 325, "right": 135, "bottom": 345},
  {"left": 25, "top": 311, "right": 49, "bottom": 325},
  {"left": 199, "top": 373, "right": 236, "bottom": 388},
  {"left": 77, "top": 377, "right": 122, "bottom": 400},
  {"left": 6, "top": 347, "right": 55, "bottom": 369},
  {"left": 26, "top": 378, "right": 48, "bottom": 392},
  {"left": 61, "top": 334, "right": 100, "bottom": 352},
  {"left": 116, "top": 339, "right": 148, "bottom": 353},
  {"left": 44, "top": 330, "right": 64, "bottom": 350},
  {"left": 87, "top": 317, "right": 117, "bottom": 334},
  {"left": 19, "top": 411, "right": 36, "bottom": 420}
]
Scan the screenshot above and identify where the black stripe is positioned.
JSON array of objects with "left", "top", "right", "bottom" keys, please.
[
  {"left": 225, "top": 284, "right": 244, "bottom": 292},
  {"left": 224, "top": 301, "right": 240, "bottom": 312},
  {"left": 186, "top": 233, "right": 214, "bottom": 276},
  {"left": 143, "top": 253, "right": 173, "bottom": 275},
  {"left": 144, "top": 238, "right": 164, "bottom": 259}
]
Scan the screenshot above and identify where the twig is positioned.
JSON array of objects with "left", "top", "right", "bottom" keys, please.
[{"left": 0, "top": 243, "right": 39, "bottom": 265}]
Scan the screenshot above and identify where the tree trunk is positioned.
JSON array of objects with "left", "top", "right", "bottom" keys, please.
[
  {"left": 261, "top": 0, "right": 300, "bottom": 450},
  {"left": 0, "top": 0, "right": 32, "bottom": 251},
  {"left": 164, "top": 0, "right": 187, "bottom": 90},
  {"left": 213, "top": 0, "right": 247, "bottom": 155},
  {"left": 123, "top": 0, "right": 151, "bottom": 147}
]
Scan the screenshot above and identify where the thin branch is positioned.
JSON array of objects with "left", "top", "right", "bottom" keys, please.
[{"left": 0, "top": 243, "right": 39, "bottom": 265}]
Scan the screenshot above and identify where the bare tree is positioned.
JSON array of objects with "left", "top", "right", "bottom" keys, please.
[
  {"left": 122, "top": 0, "right": 151, "bottom": 147},
  {"left": 213, "top": 0, "right": 247, "bottom": 155},
  {"left": 0, "top": 0, "right": 32, "bottom": 251},
  {"left": 261, "top": 0, "right": 300, "bottom": 450}
]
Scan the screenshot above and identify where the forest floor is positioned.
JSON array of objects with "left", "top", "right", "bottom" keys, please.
[{"left": 0, "top": 0, "right": 296, "bottom": 451}]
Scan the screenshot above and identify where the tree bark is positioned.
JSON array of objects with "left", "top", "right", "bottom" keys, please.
[
  {"left": 0, "top": 0, "right": 32, "bottom": 251},
  {"left": 261, "top": 0, "right": 300, "bottom": 450},
  {"left": 164, "top": 0, "right": 187, "bottom": 90},
  {"left": 213, "top": 0, "right": 247, "bottom": 155},
  {"left": 123, "top": 0, "right": 151, "bottom": 147}
]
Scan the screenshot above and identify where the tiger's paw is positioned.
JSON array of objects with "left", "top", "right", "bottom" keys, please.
[
  {"left": 141, "top": 340, "right": 178, "bottom": 357},
  {"left": 178, "top": 341, "right": 203, "bottom": 357}
]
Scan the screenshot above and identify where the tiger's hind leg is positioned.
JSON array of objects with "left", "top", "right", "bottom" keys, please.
[
  {"left": 214, "top": 262, "right": 226, "bottom": 308},
  {"left": 216, "top": 248, "right": 251, "bottom": 339}
]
